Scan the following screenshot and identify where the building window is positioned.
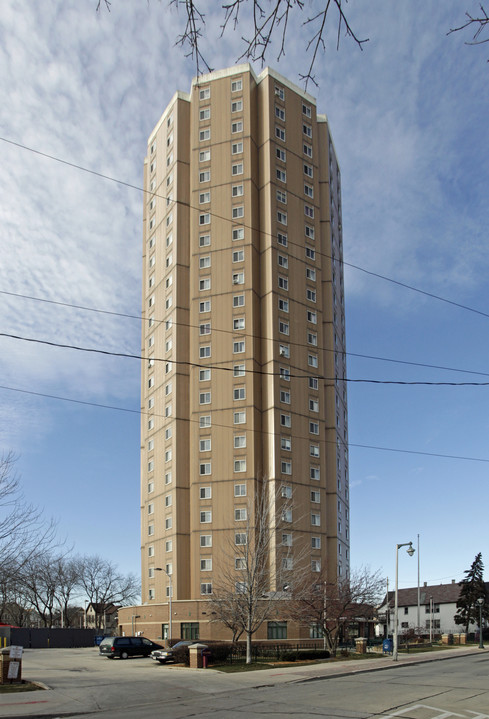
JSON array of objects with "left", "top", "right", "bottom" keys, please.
[
  {"left": 199, "top": 463, "right": 211, "bottom": 476},
  {"left": 199, "top": 192, "right": 211, "bottom": 204},
  {"left": 305, "top": 205, "right": 314, "bottom": 218},
  {"left": 232, "top": 271, "right": 244, "bottom": 284},
  {"left": 276, "top": 189, "right": 287, "bottom": 204},
  {"left": 232, "top": 227, "right": 245, "bottom": 241},
  {"left": 200, "top": 510, "right": 212, "bottom": 523},
  {"left": 199, "top": 107, "right": 210, "bottom": 120},
  {"left": 199, "top": 392, "right": 211, "bottom": 405},
  {"left": 306, "top": 246, "right": 316, "bottom": 260},
  {"left": 165, "top": 539, "right": 172, "bottom": 552},
  {"left": 233, "top": 294, "right": 245, "bottom": 307},
  {"left": 234, "top": 434, "right": 246, "bottom": 448},
  {"left": 233, "top": 249, "right": 244, "bottom": 263},
  {"left": 232, "top": 206, "right": 244, "bottom": 219},
  {"left": 233, "top": 364, "right": 245, "bottom": 377},
  {"left": 200, "top": 583, "right": 212, "bottom": 595},
  {"left": 200, "top": 535, "right": 212, "bottom": 547},
  {"left": 307, "top": 310, "right": 317, "bottom": 323},
  {"left": 233, "top": 387, "right": 246, "bottom": 400},
  {"left": 231, "top": 78, "right": 242, "bottom": 92},
  {"left": 276, "top": 169, "right": 286, "bottom": 183},
  {"left": 199, "top": 87, "right": 210, "bottom": 100},
  {"left": 280, "top": 413, "right": 291, "bottom": 428},
  {"left": 199, "top": 300, "right": 211, "bottom": 313},
  {"left": 310, "top": 445, "right": 320, "bottom": 459},
  {"left": 181, "top": 622, "right": 200, "bottom": 640},
  {"left": 303, "top": 124, "right": 312, "bottom": 137},
  {"left": 275, "top": 105, "right": 285, "bottom": 120},
  {"left": 231, "top": 100, "right": 243, "bottom": 112},
  {"left": 199, "top": 415, "right": 211, "bottom": 428},
  {"left": 235, "top": 532, "right": 247, "bottom": 545},
  {"left": 281, "top": 436, "right": 291, "bottom": 451},
  {"left": 268, "top": 621, "right": 287, "bottom": 639},
  {"left": 278, "top": 298, "right": 289, "bottom": 312},
  {"left": 199, "top": 234, "right": 211, "bottom": 247},
  {"left": 311, "top": 560, "right": 321, "bottom": 572},
  {"left": 277, "top": 232, "right": 287, "bottom": 247},
  {"left": 234, "top": 483, "right": 246, "bottom": 496},
  {"left": 199, "top": 150, "right": 210, "bottom": 162},
  {"left": 234, "top": 508, "right": 247, "bottom": 521},
  {"left": 304, "top": 162, "right": 313, "bottom": 177},
  {"left": 311, "top": 512, "right": 320, "bottom": 526},
  {"left": 199, "top": 345, "right": 211, "bottom": 358},
  {"left": 199, "top": 368, "right": 211, "bottom": 381},
  {"left": 276, "top": 147, "right": 286, "bottom": 161},
  {"left": 274, "top": 85, "right": 285, "bottom": 100},
  {"left": 275, "top": 126, "right": 285, "bottom": 141},
  {"left": 309, "top": 422, "right": 319, "bottom": 435},
  {"left": 232, "top": 163, "right": 244, "bottom": 175},
  {"left": 282, "top": 533, "right": 292, "bottom": 547},
  {"left": 278, "top": 254, "right": 288, "bottom": 268},
  {"left": 304, "top": 143, "right": 313, "bottom": 158},
  {"left": 232, "top": 142, "right": 243, "bottom": 155},
  {"left": 277, "top": 210, "right": 287, "bottom": 225},
  {"left": 233, "top": 340, "right": 245, "bottom": 353},
  {"left": 199, "top": 322, "right": 211, "bottom": 335},
  {"left": 311, "top": 490, "right": 320, "bottom": 503},
  {"left": 199, "top": 128, "right": 211, "bottom": 142},
  {"left": 234, "top": 459, "right": 246, "bottom": 472},
  {"left": 280, "top": 390, "right": 290, "bottom": 404},
  {"left": 309, "top": 398, "right": 319, "bottom": 412},
  {"left": 234, "top": 411, "right": 246, "bottom": 424},
  {"left": 199, "top": 213, "right": 211, "bottom": 225},
  {"left": 199, "top": 439, "right": 211, "bottom": 452},
  {"left": 308, "top": 354, "right": 318, "bottom": 367},
  {"left": 199, "top": 278, "right": 211, "bottom": 291},
  {"left": 281, "top": 461, "right": 292, "bottom": 475},
  {"left": 232, "top": 184, "right": 244, "bottom": 197},
  {"left": 232, "top": 121, "right": 243, "bottom": 133},
  {"left": 279, "top": 366, "right": 290, "bottom": 381},
  {"left": 311, "top": 536, "right": 321, "bottom": 549},
  {"left": 200, "top": 558, "right": 212, "bottom": 571},
  {"left": 304, "top": 183, "right": 314, "bottom": 198}
]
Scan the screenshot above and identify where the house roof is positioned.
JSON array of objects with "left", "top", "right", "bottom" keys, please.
[
  {"left": 382, "top": 581, "right": 489, "bottom": 608},
  {"left": 87, "top": 602, "right": 121, "bottom": 615}
]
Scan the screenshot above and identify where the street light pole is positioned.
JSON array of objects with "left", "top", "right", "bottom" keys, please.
[
  {"left": 156, "top": 567, "right": 173, "bottom": 644},
  {"left": 477, "top": 597, "right": 484, "bottom": 649},
  {"left": 393, "top": 541, "right": 415, "bottom": 662}
]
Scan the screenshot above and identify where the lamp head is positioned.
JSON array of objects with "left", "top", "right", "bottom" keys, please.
[
  {"left": 478, "top": 597, "right": 485, "bottom": 606},
  {"left": 406, "top": 544, "right": 415, "bottom": 557}
]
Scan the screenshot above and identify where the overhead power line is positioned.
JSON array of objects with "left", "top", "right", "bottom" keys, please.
[
  {"left": 2, "top": 331, "right": 489, "bottom": 385},
  {"left": 1, "top": 382, "right": 489, "bottom": 464},
  {"left": 1, "top": 135, "right": 489, "bottom": 321},
  {"left": 2, "top": 289, "right": 489, "bottom": 379}
]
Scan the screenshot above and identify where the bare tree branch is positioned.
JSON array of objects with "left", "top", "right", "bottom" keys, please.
[
  {"left": 448, "top": 4, "right": 489, "bottom": 48},
  {"left": 288, "top": 566, "right": 384, "bottom": 655}
]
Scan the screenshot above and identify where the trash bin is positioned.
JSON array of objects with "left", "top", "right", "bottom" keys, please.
[{"left": 382, "top": 638, "right": 393, "bottom": 654}]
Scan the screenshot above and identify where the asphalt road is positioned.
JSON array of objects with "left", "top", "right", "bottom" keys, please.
[{"left": 2, "top": 646, "right": 488, "bottom": 718}]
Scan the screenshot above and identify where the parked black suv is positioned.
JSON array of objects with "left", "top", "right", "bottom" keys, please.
[{"left": 99, "top": 636, "right": 163, "bottom": 659}]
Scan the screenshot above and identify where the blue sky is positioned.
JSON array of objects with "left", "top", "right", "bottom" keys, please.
[{"left": 1, "top": 1, "right": 488, "bottom": 593}]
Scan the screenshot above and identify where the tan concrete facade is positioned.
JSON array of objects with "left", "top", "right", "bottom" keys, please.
[{"left": 120, "top": 65, "right": 349, "bottom": 641}]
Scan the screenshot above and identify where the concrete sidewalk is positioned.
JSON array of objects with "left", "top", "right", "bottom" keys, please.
[{"left": 0, "top": 645, "right": 484, "bottom": 718}]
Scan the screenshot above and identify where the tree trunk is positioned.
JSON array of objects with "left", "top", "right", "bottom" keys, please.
[{"left": 246, "top": 628, "right": 252, "bottom": 664}]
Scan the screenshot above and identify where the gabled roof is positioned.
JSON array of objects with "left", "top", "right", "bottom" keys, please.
[
  {"left": 381, "top": 581, "right": 489, "bottom": 608},
  {"left": 87, "top": 602, "right": 121, "bottom": 616}
]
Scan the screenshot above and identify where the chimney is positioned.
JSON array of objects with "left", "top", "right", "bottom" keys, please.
[
  {"left": 424, "top": 582, "right": 427, "bottom": 587},
  {"left": 452, "top": 579, "right": 455, "bottom": 584}
]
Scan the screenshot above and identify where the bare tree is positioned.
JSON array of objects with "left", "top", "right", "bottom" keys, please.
[
  {"left": 288, "top": 566, "right": 384, "bottom": 656},
  {"left": 77, "top": 555, "right": 140, "bottom": 630},
  {"left": 97, "top": 3, "right": 489, "bottom": 86},
  {"left": 206, "top": 480, "right": 307, "bottom": 663},
  {"left": 0, "top": 453, "right": 58, "bottom": 617},
  {"left": 448, "top": 4, "right": 489, "bottom": 51},
  {"left": 21, "top": 553, "right": 59, "bottom": 628}
]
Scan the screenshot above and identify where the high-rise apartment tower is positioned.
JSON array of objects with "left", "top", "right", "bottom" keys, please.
[{"left": 139, "top": 65, "right": 349, "bottom": 637}]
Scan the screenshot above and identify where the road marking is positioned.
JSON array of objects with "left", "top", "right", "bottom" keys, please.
[{"left": 383, "top": 705, "right": 489, "bottom": 719}]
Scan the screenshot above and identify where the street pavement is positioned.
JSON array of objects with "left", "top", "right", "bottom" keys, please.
[{"left": 0, "top": 644, "right": 485, "bottom": 718}]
